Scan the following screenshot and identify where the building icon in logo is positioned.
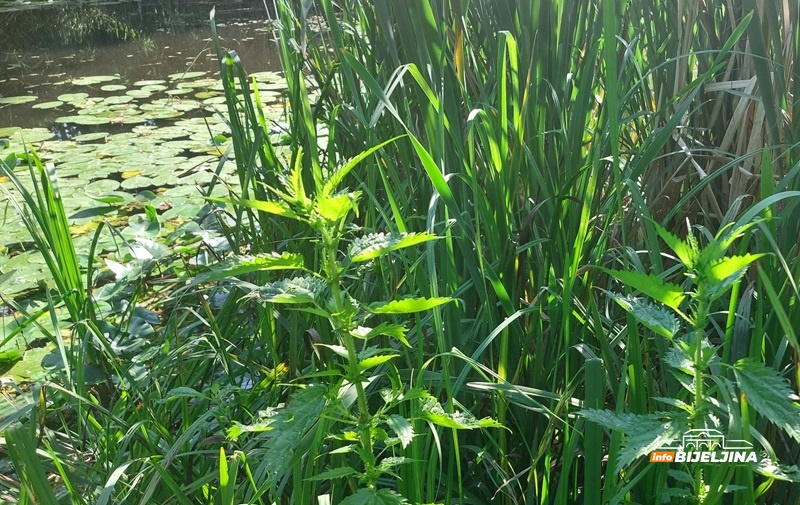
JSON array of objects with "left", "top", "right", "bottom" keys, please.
[
  {"left": 651, "top": 428, "right": 757, "bottom": 463},
  {"left": 679, "top": 429, "right": 754, "bottom": 451}
]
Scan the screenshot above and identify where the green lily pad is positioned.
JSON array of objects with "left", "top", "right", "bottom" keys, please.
[
  {"left": 120, "top": 175, "right": 154, "bottom": 190},
  {"left": 176, "top": 78, "right": 218, "bottom": 89},
  {"left": 126, "top": 89, "right": 152, "bottom": 99},
  {"left": 85, "top": 178, "right": 121, "bottom": 193},
  {"left": 249, "top": 71, "right": 283, "bottom": 82},
  {"left": 8, "top": 127, "right": 55, "bottom": 143},
  {"left": 57, "top": 92, "right": 90, "bottom": 103},
  {"left": 72, "top": 75, "right": 119, "bottom": 86},
  {"left": 0, "top": 95, "right": 37, "bottom": 105},
  {"left": 133, "top": 80, "right": 167, "bottom": 86},
  {"left": 101, "top": 84, "right": 127, "bottom": 92},
  {"left": 168, "top": 71, "right": 206, "bottom": 81},
  {"left": 4, "top": 346, "right": 54, "bottom": 382},
  {"left": 123, "top": 213, "right": 160, "bottom": 238},
  {"left": 74, "top": 132, "right": 109, "bottom": 143},
  {"left": 141, "top": 84, "right": 168, "bottom": 93},
  {"left": 55, "top": 115, "right": 111, "bottom": 125},
  {"left": 165, "top": 88, "right": 193, "bottom": 96},
  {"left": 103, "top": 95, "right": 134, "bottom": 105},
  {"left": 31, "top": 100, "right": 64, "bottom": 110},
  {"left": 0, "top": 126, "right": 21, "bottom": 137}
]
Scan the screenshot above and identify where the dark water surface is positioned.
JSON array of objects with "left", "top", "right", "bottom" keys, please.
[{"left": 1, "top": 18, "right": 282, "bottom": 132}]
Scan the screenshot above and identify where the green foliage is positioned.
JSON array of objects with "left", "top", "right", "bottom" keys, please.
[
  {"left": 2, "top": 0, "right": 800, "bottom": 504},
  {"left": 588, "top": 221, "right": 800, "bottom": 498},
  {"left": 734, "top": 359, "right": 800, "bottom": 443}
]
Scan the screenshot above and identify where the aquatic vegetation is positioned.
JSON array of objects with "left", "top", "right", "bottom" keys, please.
[{"left": 1, "top": 0, "right": 799, "bottom": 504}]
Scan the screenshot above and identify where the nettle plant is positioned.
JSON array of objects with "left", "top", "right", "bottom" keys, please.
[
  {"left": 582, "top": 219, "right": 800, "bottom": 500},
  {"left": 203, "top": 143, "right": 500, "bottom": 504}
]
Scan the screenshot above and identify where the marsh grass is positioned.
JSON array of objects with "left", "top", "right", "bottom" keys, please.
[{"left": 1, "top": 1, "right": 799, "bottom": 504}]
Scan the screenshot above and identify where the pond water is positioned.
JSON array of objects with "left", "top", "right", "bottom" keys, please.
[
  {"left": 0, "top": 9, "right": 290, "bottom": 368},
  {"left": 1, "top": 18, "right": 281, "bottom": 131}
]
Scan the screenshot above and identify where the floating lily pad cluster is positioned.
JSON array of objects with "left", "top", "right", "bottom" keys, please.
[{"left": 0, "top": 68, "right": 295, "bottom": 305}]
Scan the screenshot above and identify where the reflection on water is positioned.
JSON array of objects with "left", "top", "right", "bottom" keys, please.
[
  {"left": 0, "top": 19, "right": 281, "bottom": 131},
  {"left": 0, "top": 0, "right": 272, "bottom": 49}
]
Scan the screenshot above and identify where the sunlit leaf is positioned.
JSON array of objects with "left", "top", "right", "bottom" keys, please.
[
  {"left": 386, "top": 415, "right": 414, "bottom": 449},
  {"left": 349, "top": 232, "right": 437, "bottom": 262},
  {"left": 602, "top": 269, "right": 685, "bottom": 310},
  {"left": 704, "top": 254, "right": 765, "bottom": 284},
  {"left": 368, "top": 297, "right": 453, "bottom": 314},
  {"left": 195, "top": 253, "right": 304, "bottom": 283}
]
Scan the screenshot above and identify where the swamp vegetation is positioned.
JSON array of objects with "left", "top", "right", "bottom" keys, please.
[{"left": 1, "top": 0, "right": 800, "bottom": 504}]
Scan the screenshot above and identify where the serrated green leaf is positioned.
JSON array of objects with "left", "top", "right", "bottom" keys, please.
[
  {"left": 602, "top": 268, "right": 685, "bottom": 310},
  {"left": 378, "top": 456, "right": 414, "bottom": 470},
  {"left": 607, "top": 292, "right": 681, "bottom": 338},
  {"left": 352, "top": 322, "right": 410, "bottom": 347},
  {"left": 340, "top": 488, "right": 409, "bottom": 505},
  {"left": 419, "top": 397, "right": 503, "bottom": 430},
  {"left": 165, "top": 387, "right": 205, "bottom": 399},
  {"left": 349, "top": 232, "right": 437, "bottom": 262},
  {"left": 286, "top": 149, "right": 309, "bottom": 208},
  {"left": 303, "top": 466, "right": 359, "bottom": 482},
  {"left": 251, "top": 276, "right": 327, "bottom": 304},
  {"left": 316, "top": 192, "right": 360, "bottom": 223},
  {"left": 358, "top": 353, "right": 399, "bottom": 371},
  {"left": 651, "top": 219, "right": 696, "bottom": 268},
  {"left": 262, "top": 386, "right": 327, "bottom": 500},
  {"left": 734, "top": 358, "right": 800, "bottom": 443},
  {"left": 579, "top": 409, "right": 688, "bottom": 471},
  {"left": 699, "top": 220, "right": 763, "bottom": 268},
  {"left": 195, "top": 253, "right": 304, "bottom": 283},
  {"left": 386, "top": 415, "right": 414, "bottom": 449},
  {"left": 704, "top": 254, "right": 765, "bottom": 283},
  {"left": 755, "top": 457, "right": 800, "bottom": 482},
  {"left": 234, "top": 198, "right": 300, "bottom": 219},
  {"left": 369, "top": 297, "right": 453, "bottom": 314}
]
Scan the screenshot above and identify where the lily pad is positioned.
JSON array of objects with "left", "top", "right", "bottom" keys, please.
[
  {"left": 32, "top": 100, "right": 64, "bottom": 110},
  {"left": 74, "top": 132, "right": 109, "bottom": 143},
  {"left": 168, "top": 71, "right": 206, "bottom": 81},
  {"left": 55, "top": 115, "right": 111, "bottom": 125},
  {"left": 72, "top": 75, "right": 119, "bottom": 86},
  {"left": 101, "top": 84, "right": 127, "bottom": 92},
  {"left": 165, "top": 88, "right": 193, "bottom": 96},
  {"left": 141, "top": 84, "right": 168, "bottom": 93},
  {"left": 126, "top": 89, "right": 152, "bottom": 99},
  {"left": 0, "top": 126, "right": 21, "bottom": 137},
  {"left": 3, "top": 346, "right": 55, "bottom": 382},
  {"left": 121, "top": 175, "right": 154, "bottom": 190},
  {"left": 0, "top": 95, "right": 37, "bottom": 105},
  {"left": 57, "top": 92, "right": 90, "bottom": 103},
  {"left": 8, "top": 127, "right": 55, "bottom": 143},
  {"left": 133, "top": 80, "right": 167, "bottom": 86},
  {"left": 103, "top": 95, "right": 134, "bottom": 105}
]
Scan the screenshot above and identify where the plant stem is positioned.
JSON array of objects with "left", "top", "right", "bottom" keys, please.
[
  {"left": 692, "top": 289, "right": 708, "bottom": 424},
  {"left": 321, "top": 226, "right": 374, "bottom": 468}
]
